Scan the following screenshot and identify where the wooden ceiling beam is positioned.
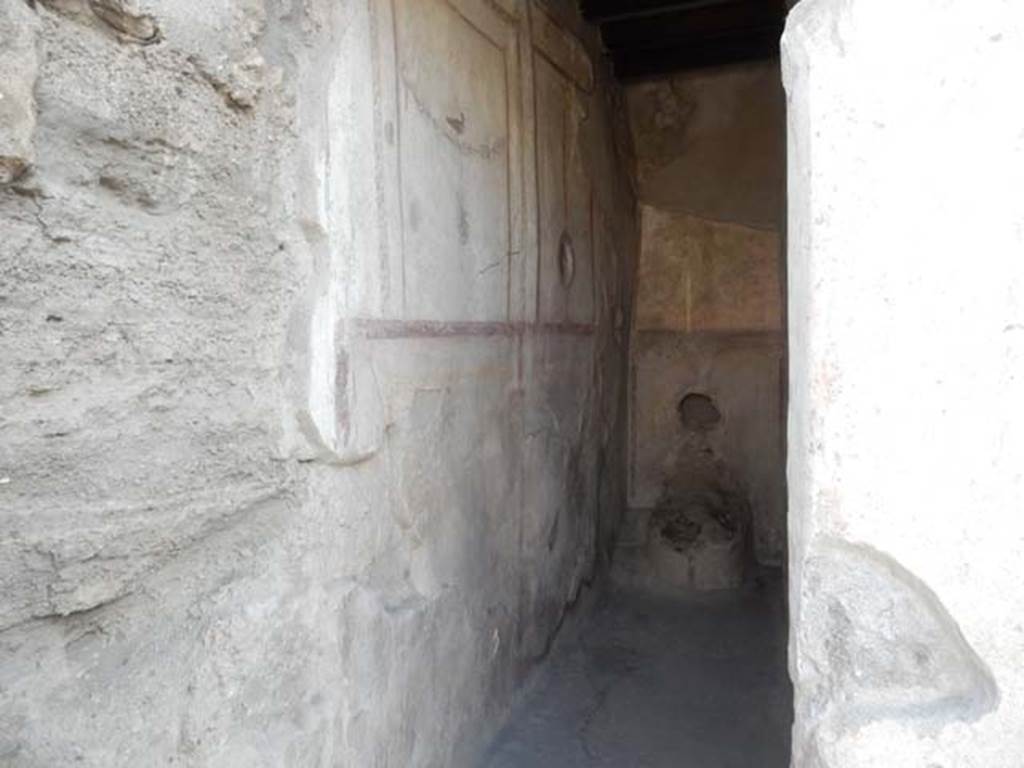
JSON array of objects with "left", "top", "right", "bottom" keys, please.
[
  {"left": 599, "top": 0, "right": 786, "bottom": 52},
  {"left": 610, "top": 25, "right": 781, "bottom": 78},
  {"left": 581, "top": 0, "right": 740, "bottom": 24},
  {"left": 582, "top": 0, "right": 788, "bottom": 77}
]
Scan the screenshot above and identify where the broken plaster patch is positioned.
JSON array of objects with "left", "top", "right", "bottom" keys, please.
[{"left": 800, "top": 541, "right": 999, "bottom": 733}]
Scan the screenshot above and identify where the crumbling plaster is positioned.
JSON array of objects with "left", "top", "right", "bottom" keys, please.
[
  {"left": 629, "top": 208, "right": 785, "bottom": 564},
  {"left": 626, "top": 60, "right": 786, "bottom": 231},
  {"left": 0, "top": 0, "right": 637, "bottom": 765},
  {"left": 784, "top": 0, "right": 1024, "bottom": 764},
  {"left": 624, "top": 57, "right": 787, "bottom": 568}
]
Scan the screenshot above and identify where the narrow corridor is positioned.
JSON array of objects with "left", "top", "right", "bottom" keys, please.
[{"left": 481, "top": 572, "right": 792, "bottom": 767}]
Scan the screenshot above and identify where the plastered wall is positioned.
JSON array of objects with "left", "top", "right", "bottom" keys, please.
[
  {"left": 626, "top": 61, "right": 787, "bottom": 565},
  {"left": 784, "top": 0, "right": 1024, "bottom": 764},
  {"left": 0, "top": 0, "right": 636, "bottom": 764}
]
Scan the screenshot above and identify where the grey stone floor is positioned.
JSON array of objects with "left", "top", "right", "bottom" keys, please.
[{"left": 480, "top": 572, "right": 792, "bottom": 768}]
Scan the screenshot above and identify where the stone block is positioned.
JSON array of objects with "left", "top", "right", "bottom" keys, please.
[{"left": 0, "top": 0, "right": 40, "bottom": 183}]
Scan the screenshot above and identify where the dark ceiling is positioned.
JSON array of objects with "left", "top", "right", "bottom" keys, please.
[{"left": 581, "top": 0, "right": 789, "bottom": 79}]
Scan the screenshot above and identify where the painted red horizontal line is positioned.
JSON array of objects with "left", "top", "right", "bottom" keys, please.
[
  {"left": 634, "top": 328, "right": 784, "bottom": 341},
  {"left": 352, "top": 318, "right": 596, "bottom": 339}
]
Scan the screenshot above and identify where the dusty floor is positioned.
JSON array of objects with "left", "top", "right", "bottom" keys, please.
[{"left": 481, "top": 572, "right": 792, "bottom": 768}]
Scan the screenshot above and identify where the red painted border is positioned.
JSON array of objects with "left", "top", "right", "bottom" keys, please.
[{"left": 352, "top": 318, "right": 595, "bottom": 339}]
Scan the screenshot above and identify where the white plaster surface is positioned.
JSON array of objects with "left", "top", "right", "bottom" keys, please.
[
  {"left": 784, "top": 0, "right": 1024, "bottom": 764},
  {"left": 0, "top": 0, "right": 636, "bottom": 765}
]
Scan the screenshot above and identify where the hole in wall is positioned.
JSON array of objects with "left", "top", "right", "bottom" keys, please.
[
  {"left": 558, "top": 232, "right": 576, "bottom": 288},
  {"left": 678, "top": 392, "right": 722, "bottom": 432}
]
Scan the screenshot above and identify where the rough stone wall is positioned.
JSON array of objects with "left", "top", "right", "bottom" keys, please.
[
  {"left": 0, "top": 0, "right": 636, "bottom": 765},
  {"left": 784, "top": 0, "right": 1024, "bottom": 764},
  {"left": 626, "top": 62, "right": 787, "bottom": 565}
]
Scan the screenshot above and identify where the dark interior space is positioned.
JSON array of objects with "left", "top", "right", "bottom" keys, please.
[{"left": 480, "top": 1, "right": 792, "bottom": 764}]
